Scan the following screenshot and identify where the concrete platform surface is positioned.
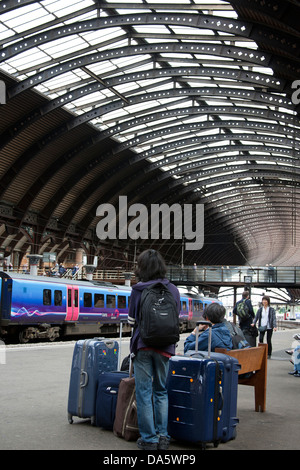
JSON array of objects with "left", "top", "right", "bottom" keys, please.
[{"left": 1, "top": 328, "right": 299, "bottom": 452}]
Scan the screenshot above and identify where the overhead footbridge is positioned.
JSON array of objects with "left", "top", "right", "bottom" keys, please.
[
  {"left": 167, "top": 265, "right": 300, "bottom": 290},
  {"left": 0, "top": 1, "right": 300, "bottom": 272}
]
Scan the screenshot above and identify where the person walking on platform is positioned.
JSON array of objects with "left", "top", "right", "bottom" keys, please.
[
  {"left": 233, "top": 290, "right": 256, "bottom": 347},
  {"left": 251, "top": 295, "right": 277, "bottom": 358},
  {"left": 128, "top": 249, "right": 180, "bottom": 451}
]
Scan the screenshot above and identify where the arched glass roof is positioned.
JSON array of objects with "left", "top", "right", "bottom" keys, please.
[{"left": 0, "top": 0, "right": 300, "bottom": 267}]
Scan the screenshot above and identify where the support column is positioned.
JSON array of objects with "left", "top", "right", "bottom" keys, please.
[
  {"left": 124, "top": 272, "right": 134, "bottom": 287},
  {"left": 27, "top": 254, "right": 42, "bottom": 276},
  {"left": 233, "top": 285, "right": 237, "bottom": 324},
  {"left": 75, "top": 248, "right": 84, "bottom": 266},
  {"left": 85, "top": 264, "right": 95, "bottom": 281}
]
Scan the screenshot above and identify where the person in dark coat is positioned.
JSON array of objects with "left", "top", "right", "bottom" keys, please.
[
  {"left": 233, "top": 291, "right": 256, "bottom": 347},
  {"left": 128, "top": 249, "right": 180, "bottom": 451}
]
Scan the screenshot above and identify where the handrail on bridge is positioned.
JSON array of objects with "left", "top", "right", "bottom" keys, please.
[
  {"left": 167, "top": 265, "right": 300, "bottom": 285},
  {"left": 9, "top": 265, "right": 300, "bottom": 286},
  {"left": 73, "top": 265, "right": 300, "bottom": 286}
]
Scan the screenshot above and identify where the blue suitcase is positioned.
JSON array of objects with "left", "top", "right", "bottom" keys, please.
[
  {"left": 67, "top": 337, "right": 119, "bottom": 425},
  {"left": 167, "top": 321, "right": 240, "bottom": 449}
]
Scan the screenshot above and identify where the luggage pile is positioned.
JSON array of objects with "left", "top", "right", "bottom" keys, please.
[
  {"left": 67, "top": 321, "right": 241, "bottom": 449},
  {"left": 67, "top": 322, "right": 139, "bottom": 441}
]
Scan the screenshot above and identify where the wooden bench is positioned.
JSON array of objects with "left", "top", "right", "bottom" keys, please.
[{"left": 215, "top": 343, "right": 268, "bottom": 412}]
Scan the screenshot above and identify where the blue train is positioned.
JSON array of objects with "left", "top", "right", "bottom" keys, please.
[{"left": 0, "top": 272, "right": 221, "bottom": 343}]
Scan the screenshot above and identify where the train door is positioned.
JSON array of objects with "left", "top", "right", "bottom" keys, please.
[
  {"left": 0, "top": 276, "right": 12, "bottom": 325},
  {"left": 188, "top": 298, "right": 193, "bottom": 320},
  {"left": 65, "top": 285, "right": 79, "bottom": 321}
]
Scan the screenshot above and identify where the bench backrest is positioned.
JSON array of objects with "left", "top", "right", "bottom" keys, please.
[{"left": 215, "top": 344, "right": 267, "bottom": 375}]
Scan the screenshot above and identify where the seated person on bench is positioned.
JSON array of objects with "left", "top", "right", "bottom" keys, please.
[{"left": 184, "top": 303, "right": 233, "bottom": 353}]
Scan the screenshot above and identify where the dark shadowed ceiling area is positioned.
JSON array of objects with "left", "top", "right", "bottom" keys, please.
[{"left": 0, "top": 0, "right": 300, "bottom": 269}]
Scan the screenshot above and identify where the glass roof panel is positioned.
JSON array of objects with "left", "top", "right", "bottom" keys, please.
[{"left": 0, "top": 0, "right": 299, "bottom": 231}]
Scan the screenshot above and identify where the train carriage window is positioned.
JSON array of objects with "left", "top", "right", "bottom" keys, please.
[
  {"left": 106, "top": 294, "right": 115, "bottom": 308},
  {"left": 117, "top": 295, "right": 126, "bottom": 309},
  {"left": 84, "top": 292, "right": 92, "bottom": 308},
  {"left": 43, "top": 289, "right": 51, "bottom": 305},
  {"left": 54, "top": 290, "right": 62, "bottom": 306},
  {"left": 181, "top": 300, "right": 187, "bottom": 311},
  {"left": 94, "top": 293, "right": 104, "bottom": 308}
]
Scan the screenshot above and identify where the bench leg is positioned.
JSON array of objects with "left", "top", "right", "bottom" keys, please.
[
  {"left": 253, "top": 372, "right": 266, "bottom": 412},
  {"left": 254, "top": 343, "right": 268, "bottom": 412}
]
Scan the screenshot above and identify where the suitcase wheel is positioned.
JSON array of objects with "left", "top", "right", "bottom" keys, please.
[{"left": 68, "top": 413, "right": 73, "bottom": 424}]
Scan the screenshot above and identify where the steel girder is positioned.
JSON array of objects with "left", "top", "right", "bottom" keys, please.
[{"left": 1, "top": 11, "right": 296, "bottom": 64}]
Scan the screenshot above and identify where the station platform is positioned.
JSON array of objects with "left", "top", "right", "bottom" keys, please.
[{"left": 1, "top": 327, "right": 299, "bottom": 453}]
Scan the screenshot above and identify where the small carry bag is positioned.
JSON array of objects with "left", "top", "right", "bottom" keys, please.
[
  {"left": 167, "top": 321, "right": 240, "bottom": 449},
  {"left": 113, "top": 360, "right": 139, "bottom": 441},
  {"left": 95, "top": 370, "right": 129, "bottom": 429},
  {"left": 224, "top": 319, "right": 250, "bottom": 349},
  {"left": 95, "top": 323, "right": 132, "bottom": 430},
  {"left": 67, "top": 336, "right": 119, "bottom": 425}
]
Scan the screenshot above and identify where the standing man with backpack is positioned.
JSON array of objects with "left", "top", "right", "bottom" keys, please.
[
  {"left": 128, "top": 249, "right": 180, "bottom": 451},
  {"left": 233, "top": 290, "right": 256, "bottom": 347}
]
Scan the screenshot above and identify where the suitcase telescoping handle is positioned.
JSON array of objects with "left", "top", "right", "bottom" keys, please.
[
  {"left": 117, "top": 320, "right": 124, "bottom": 371},
  {"left": 128, "top": 325, "right": 134, "bottom": 378},
  {"left": 195, "top": 320, "right": 212, "bottom": 358}
]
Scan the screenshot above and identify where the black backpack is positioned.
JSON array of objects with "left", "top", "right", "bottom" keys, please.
[{"left": 139, "top": 282, "right": 180, "bottom": 348}]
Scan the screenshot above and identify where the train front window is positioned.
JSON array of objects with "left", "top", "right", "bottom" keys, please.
[{"left": 43, "top": 289, "right": 51, "bottom": 305}]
